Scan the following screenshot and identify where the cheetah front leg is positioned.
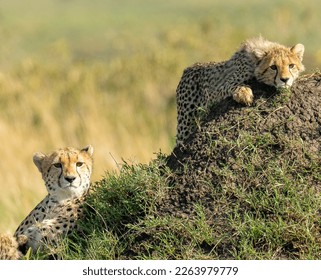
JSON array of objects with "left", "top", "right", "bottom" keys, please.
[
  {"left": 20, "top": 219, "right": 65, "bottom": 253},
  {"left": 232, "top": 85, "right": 254, "bottom": 106}
]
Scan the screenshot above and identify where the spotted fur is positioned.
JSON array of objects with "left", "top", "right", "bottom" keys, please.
[
  {"left": 0, "top": 234, "right": 27, "bottom": 260},
  {"left": 14, "top": 145, "right": 94, "bottom": 254},
  {"left": 176, "top": 37, "right": 305, "bottom": 145}
]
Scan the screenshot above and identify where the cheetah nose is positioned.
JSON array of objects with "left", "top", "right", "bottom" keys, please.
[
  {"left": 65, "top": 176, "right": 76, "bottom": 183},
  {"left": 280, "top": 77, "right": 289, "bottom": 83}
]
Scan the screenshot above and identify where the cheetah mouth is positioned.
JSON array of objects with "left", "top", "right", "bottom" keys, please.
[
  {"left": 62, "top": 183, "right": 78, "bottom": 189},
  {"left": 276, "top": 83, "right": 291, "bottom": 89}
]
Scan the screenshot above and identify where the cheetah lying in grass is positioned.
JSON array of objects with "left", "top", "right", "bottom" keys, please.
[
  {"left": 14, "top": 145, "right": 94, "bottom": 255},
  {"left": 175, "top": 36, "right": 305, "bottom": 145}
]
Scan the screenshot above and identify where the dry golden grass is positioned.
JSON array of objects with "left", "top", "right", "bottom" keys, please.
[{"left": 0, "top": 44, "right": 179, "bottom": 232}]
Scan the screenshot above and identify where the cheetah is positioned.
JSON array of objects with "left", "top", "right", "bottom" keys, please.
[
  {"left": 0, "top": 234, "right": 27, "bottom": 260},
  {"left": 14, "top": 145, "right": 94, "bottom": 255},
  {"left": 175, "top": 36, "right": 305, "bottom": 145}
]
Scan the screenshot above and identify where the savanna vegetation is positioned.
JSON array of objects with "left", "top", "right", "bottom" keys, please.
[
  {"left": 0, "top": 0, "right": 320, "bottom": 259},
  {"left": 33, "top": 75, "right": 321, "bottom": 260}
]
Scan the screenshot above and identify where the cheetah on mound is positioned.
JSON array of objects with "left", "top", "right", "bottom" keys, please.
[
  {"left": 14, "top": 145, "right": 94, "bottom": 255},
  {"left": 176, "top": 36, "right": 305, "bottom": 145}
]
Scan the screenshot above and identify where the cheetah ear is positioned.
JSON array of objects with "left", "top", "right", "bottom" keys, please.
[
  {"left": 81, "top": 145, "right": 94, "bottom": 157},
  {"left": 291, "top": 43, "right": 304, "bottom": 61},
  {"left": 33, "top": 152, "right": 46, "bottom": 173},
  {"left": 252, "top": 48, "right": 267, "bottom": 60}
]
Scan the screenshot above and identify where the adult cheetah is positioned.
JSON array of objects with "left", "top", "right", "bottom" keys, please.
[
  {"left": 176, "top": 36, "right": 305, "bottom": 145},
  {"left": 14, "top": 145, "right": 94, "bottom": 255}
]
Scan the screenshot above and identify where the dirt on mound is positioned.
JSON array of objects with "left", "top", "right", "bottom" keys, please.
[
  {"left": 158, "top": 74, "right": 321, "bottom": 258},
  {"left": 164, "top": 74, "right": 321, "bottom": 215}
]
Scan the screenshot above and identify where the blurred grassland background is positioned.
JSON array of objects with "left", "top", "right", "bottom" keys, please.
[{"left": 0, "top": 0, "right": 320, "bottom": 233}]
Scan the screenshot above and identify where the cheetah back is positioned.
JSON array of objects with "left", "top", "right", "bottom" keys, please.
[{"left": 175, "top": 37, "right": 304, "bottom": 145}]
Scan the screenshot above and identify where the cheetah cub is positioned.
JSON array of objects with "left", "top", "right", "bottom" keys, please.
[
  {"left": 0, "top": 234, "right": 27, "bottom": 260},
  {"left": 14, "top": 145, "right": 94, "bottom": 255},
  {"left": 176, "top": 36, "right": 305, "bottom": 145}
]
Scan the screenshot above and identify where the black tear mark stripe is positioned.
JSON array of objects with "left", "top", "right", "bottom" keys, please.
[
  {"left": 290, "top": 69, "right": 294, "bottom": 79},
  {"left": 77, "top": 169, "right": 82, "bottom": 187},
  {"left": 76, "top": 154, "right": 82, "bottom": 187},
  {"left": 273, "top": 68, "right": 279, "bottom": 85},
  {"left": 58, "top": 156, "right": 63, "bottom": 188}
]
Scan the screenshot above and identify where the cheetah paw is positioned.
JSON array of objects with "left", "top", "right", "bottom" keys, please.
[
  {"left": 233, "top": 86, "right": 253, "bottom": 106},
  {"left": 17, "top": 234, "right": 28, "bottom": 246}
]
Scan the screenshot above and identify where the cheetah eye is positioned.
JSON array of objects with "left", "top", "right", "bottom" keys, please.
[
  {"left": 53, "top": 163, "right": 62, "bottom": 168},
  {"left": 76, "top": 162, "right": 84, "bottom": 167},
  {"left": 289, "top": 64, "right": 295, "bottom": 69},
  {"left": 270, "top": 65, "right": 277, "bottom": 70}
]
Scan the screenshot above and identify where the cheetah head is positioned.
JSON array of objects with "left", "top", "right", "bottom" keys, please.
[
  {"left": 33, "top": 145, "right": 94, "bottom": 200},
  {"left": 254, "top": 43, "right": 305, "bottom": 88}
]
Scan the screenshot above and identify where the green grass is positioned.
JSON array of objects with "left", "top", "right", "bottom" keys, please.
[
  {"left": 45, "top": 82, "right": 319, "bottom": 260},
  {"left": 29, "top": 147, "right": 320, "bottom": 260}
]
